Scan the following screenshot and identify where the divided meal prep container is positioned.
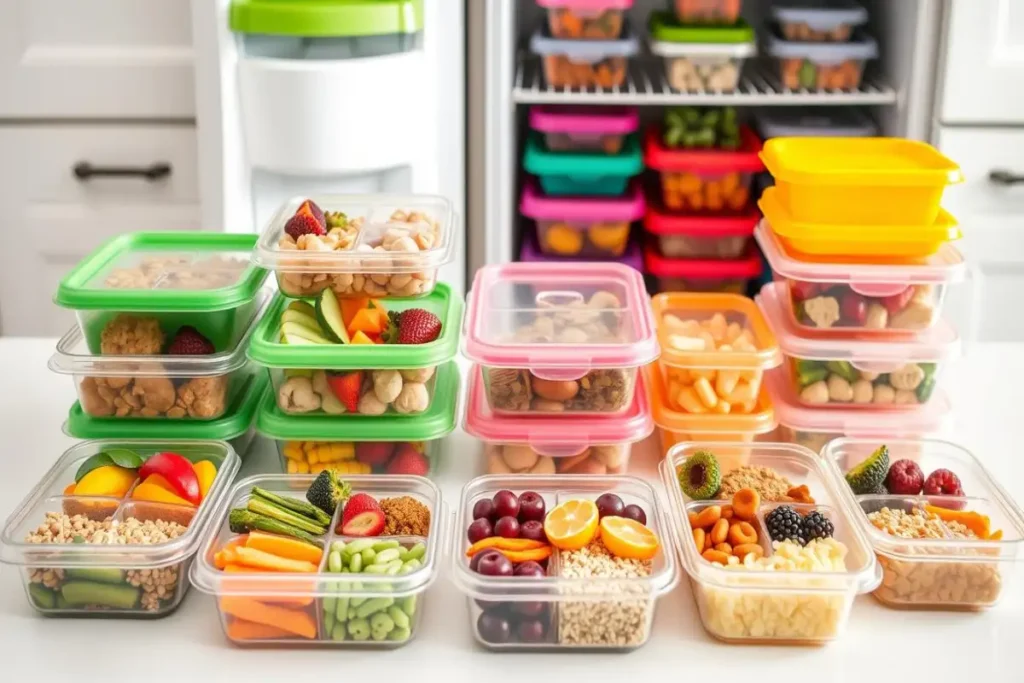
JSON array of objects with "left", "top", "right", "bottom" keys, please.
[
  {"left": 530, "top": 24, "right": 639, "bottom": 89},
  {"left": 523, "top": 133, "right": 642, "bottom": 196},
  {"left": 190, "top": 473, "right": 443, "bottom": 646},
  {"left": 537, "top": 0, "right": 633, "bottom": 41},
  {"left": 824, "top": 438, "right": 1024, "bottom": 611},
  {"left": 645, "top": 242, "right": 763, "bottom": 294},
  {"left": 0, "top": 439, "right": 241, "bottom": 618},
  {"left": 529, "top": 105, "right": 638, "bottom": 155},
  {"left": 451, "top": 474, "right": 678, "bottom": 651},
  {"left": 649, "top": 14, "right": 756, "bottom": 93},
  {"left": 767, "top": 30, "right": 878, "bottom": 91},
  {"left": 645, "top": 202, "right": 759, "bottom": 259},
  {"left": 771, "top": 1, "right": 868, "bottom": 42},
  {"left": 661, "top": 442, "right": 880, "bottom": 644}
]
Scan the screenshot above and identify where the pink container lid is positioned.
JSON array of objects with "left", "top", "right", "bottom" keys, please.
[
  {"left": 519, "top": 179, "right": 645, "bottom": 222},
  {"left": 644, "top": 242, "right": 763, "bottom": 279},
  {"left": 464, "top": 365, "right": 654, "bottom": 455},
  {"left": 757, "top": 282, "right": 961, "bottom": 365},
  {"left": 462, "top": 262, "right": 659, "bottom": 375},
  {"left": 529, "top": 105, "right": 640, "bottom": 135},
  {"left": 536, "top": 0, "right": 634, "bottom": 8}
]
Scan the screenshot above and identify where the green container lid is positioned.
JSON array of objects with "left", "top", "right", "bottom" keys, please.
[
  {"left": 230, "top": 0, "right": 424, "bottom": 37},
  {"left": 55, "top": 232, "right": 269, "bottom": 312},
  {"left": 649, "top": 13, "right": 754, "bottom": 43},
  {"left": 65, "top": 370, "right": 268, "bottom": 441},
  {"left": 248, "top": 284, "right": 462, "bottom": 369},
  {"left": 523, "top": 133, "right": 643, "bottom": 177},
  {"left": 257, "top": 361, "right": 459, "bottom": 440}
]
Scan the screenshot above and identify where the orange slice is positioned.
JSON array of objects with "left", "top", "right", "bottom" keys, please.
[
  {"left": 599, "top": 516, "right": 659, "bottom": 561},
  {"left": 543, "top": 499, "right": 599, "bottom": 550}
]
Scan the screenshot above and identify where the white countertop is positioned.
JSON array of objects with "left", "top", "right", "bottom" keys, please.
[{"left": 1, "top": 338, "right": 1022, "bottom": 681}]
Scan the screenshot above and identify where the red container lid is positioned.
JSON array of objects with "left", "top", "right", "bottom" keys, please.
[
  {"left": 644, "top": 242, "right": 763, "bottom": 279},
  {"left": 644, "top": 125, "right": 765, "bottom": 173},
  {"left": 644, "top": 201, "right": 760, "bottom": 237}
]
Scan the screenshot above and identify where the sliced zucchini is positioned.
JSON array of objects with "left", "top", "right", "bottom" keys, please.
[
  {"left": 281, "top": 321, "right": 332, "bottom": 345},
  {"left": 316, "top": 288, "right": 350, "bottom": 344}
]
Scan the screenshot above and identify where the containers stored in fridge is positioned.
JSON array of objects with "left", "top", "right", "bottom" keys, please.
[
  {"left": 670, "top": 0, "right": 743, "bottom": 24},
  {"left": 648, "top": 14, "right": 756, "bottom": 93},
  {"left": 645, "top": 202, "right": 759, "bottom": 259},
  {"left": 767, "top": 30, "right": 878, "bottom": 91},
  {"left": 645, "top": 242, "right": 763, "bottom": 294},
  {"left": 756, "top": 109, "right": 878, "bottom": 139},
  {"left": 530, "top": 25, "right": 639, "bottom": 89},
  {"left": 770, "top": 1, "right": 868, "bottom": 42},
  {"left": 523, "top": 133, "right": 642, "bottom": 196},
  {"left": 529, "top": 106, "right": 639, "bottom": 155},
  {"left": 537, "top": 0, "right": 634, "bottom": 40},
  {"left": 520, "top": 230, "right": 644, "bottom": 272}
]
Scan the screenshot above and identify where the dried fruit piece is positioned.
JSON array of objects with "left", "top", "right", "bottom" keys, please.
[
  {"left": 885, "top": 459, "right": 925, "bottom": 495},
  {"left": 677, "top": 450, "right": 721, "bottom": 500}
]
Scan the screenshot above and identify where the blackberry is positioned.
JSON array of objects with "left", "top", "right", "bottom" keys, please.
[
  {"left": 765, "top": 506, "right": 806, "bottom": 545},
  {"left": 803, "top": 511, "right": 835, "bottom": 542}
]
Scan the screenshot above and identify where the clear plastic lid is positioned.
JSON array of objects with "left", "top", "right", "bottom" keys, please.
[
  {"left": 529, "top": 106, "right": 639, "bottom": 135},
  {"left": 770, "top": 1, "right": 868, "bottom": 30},
  {"left": 756, "top": 109, "right": 877, "bottom": 139},
  {"left": 520, "top": 179, "right": 645, "bottom": 222},
  {"left": 252, "top": 194, "right": 455, "bottom": 275},
  {"left": 647, "top": 364, "right": 777, "bottom": 435},
  {"left": 530, "top": 23, "right": 639, "bottom": 60},
  {"left": 757, "top": 283, "right": 961, "bottom": 363},
  {"left": 766, "top": 29, "right": 878, "bottom": 62},
  {"left": 462, "top": 263, "right": 659, "bottom": 373}
]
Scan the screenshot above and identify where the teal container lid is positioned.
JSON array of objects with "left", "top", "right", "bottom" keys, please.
[
  {"left": 230, "top": 0, "right": 424, "bottom": 37},
  {"left": 248, "top": 284, "right": 462, "bottom": 369},
  {"left": 64, "top": 370, "right": 268, "bottom": 441},
  {"left": 256, "top": 361, "right": 459, "bottom": 440},
  {"left": 55, "top": 232, "right": 269, "bottom": 312},
  {"left": 649, "top": 13, "right": 755, "bottom": 43},
  {"left": 523, "top": 133, "right": 642, "bottom": 178}
]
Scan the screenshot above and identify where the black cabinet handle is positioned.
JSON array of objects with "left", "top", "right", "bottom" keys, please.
[
  {"left": 989, "top": 169, "right": 1024, "bottom": 186},
  {"left": 73, "top": 162, "right": 172, "bottom": 182}
]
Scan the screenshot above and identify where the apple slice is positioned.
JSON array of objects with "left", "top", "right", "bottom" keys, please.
[
  {"left": 280, "top": 309, "right": 323, "bottom": 333},
  {"left": 280, "top": 321, "right": 331, "bottom": 345}
]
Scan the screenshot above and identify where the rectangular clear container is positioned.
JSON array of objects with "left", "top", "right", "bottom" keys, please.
[
  {"left": 462, "top": 263, "right": 659, "bottom": 417},
  {"left": 768, "top": 30, "right": 878, "bottom": 91},
  {"left": 450, "top": 474, "right": 677, "bottom": 650},
  {"left": 464, "top": 364, "right": 653, "bottom": 476},
  {"left": 758, "top": 283, "right": 961, "bottom": 409},
  {"left": 670, "top": 0, "right": 743, "bottom": 24},
  {"left": 248, "top": 286, "right": 461, "bottom": 417},
  {"left": 537, "top": 0, "right": 633, "bottom": 39},
  {"left": 649, "top": 14, "right": 755, "bottom": 93},
  {"left": 55, "top": 232, "right": 270, "bottom": 355},
  {"left": 529, "top": 105, "right": 639, "bottom": 154},
  {"left": 257, "top": 362, "right": 459, "bottom": 478},
  {"left": 755, "top": 221, "right": 966, "bottom": 336},
  {"left": 645, "top": 242, "right": 763, "bottom": 294},
  {"left": 189, "top": 473, "right": 443, "bottom": 646},
  {"left": 530, "top": 25, "right": 639, "bottom": 89},
  {"left": 0, "top": 439, "right": 241, "bottom": 618},
  {"left": 823, "top": 438, "right": 1024, "bottom": 610},
  {"left": 520, "top": 229, "right": 644, "bottom": 271},
  {"left": 251, "top": 194, "right": 455, "bottom": 300},
  {"left": 645, "top": 202, "right": 759, "bottom": 259},
  {"left": 660, "top": 441, "right": 880, "bottom": 644},
  {"left": 771, "top": 1, "right": 868, "bottom": 42},
  {"left": 756, "top": 108, "right": 878, "bottom": 139},
  {"left": 520, "top": 180, "right": 644, "bottom": 258},
  {"left": 523, "top": 133, "right": 643, "bottom": 197}
]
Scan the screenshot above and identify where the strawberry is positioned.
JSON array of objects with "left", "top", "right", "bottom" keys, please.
[
  {"left": 382, "top": 308, "right": 442, "bottom": 344},
  {"left": 880, "top": 286, "right": 915, "bottom": 314},
  {"left": 386, "top": 444, "right": 429, "bottom": 476},
  {"left": 326, "top": 371, "right": 363, "bottom": 412},
  {"left": 296, "top": 199, "right": 326, "bottom": 228},
  {"left": 340, "top": 493, "right": 385, "bottom": 537},
  {"left": 284, "top": 213, "right": 325, "bottom": 240},
  {"left": 166, "top": 326, "right": 215, "bottom": 355},
  {"left": 355, "top": 442, "right": 396, "bottom": 467},
  {"left": 839, "top": 291, "right": 868, "bottom": 325}
]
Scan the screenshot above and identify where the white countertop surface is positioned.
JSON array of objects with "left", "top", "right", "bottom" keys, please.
[{"left": 1, "top": 338, "right": 1022, "bottom": 681}]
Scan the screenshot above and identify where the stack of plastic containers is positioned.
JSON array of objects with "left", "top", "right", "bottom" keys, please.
[
  {"left": 648, "top": 12, "right": 756, "bottom": 94},
  {"left": 531, "top": 0, "right": 638, "bottom": 89}
]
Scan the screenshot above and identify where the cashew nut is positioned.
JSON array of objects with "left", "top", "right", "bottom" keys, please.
[
  {"left": 278, "top": 376, "right": 322, "bottom": 413},
  {"left": 312, "top": 371, "right": 346, "bottom": 415},
  {"left": 890, "top": 299, "right": 935, "bottom": 330},
  {"left": 852, "top": 379, "right": 874, "bottom": 404},
  {"left": 393, "top": 382, "right": 430, "bottom": 414},
  {"left": 865, "top": 303, "right": 889, "bottom": 329},
  {"left": 800, "top": 380, "right": 830, "bottom": 404},
  {"left": 400, "top": 366, "right": 435, "bottom": 383},
  {"left": 873, "top": 384, "right": 896, "bottom": 404},
  {"left": 890, "top": 364, "right": 925, "bottom": 391},
  {"left": 357, "top": 391, "right": 388, "bottom": 416},
  {"left": 372, "top": 370, "right": 404, "bottom": 404},
  {"left": 827, "top": 374, "right": 854, "bottom": 402}
]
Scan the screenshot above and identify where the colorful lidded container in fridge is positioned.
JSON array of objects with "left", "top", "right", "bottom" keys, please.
[
  {"left": 645, "top": 202, "right": 759, "bottom": 260},
  {"left": 645, "top": 242, "right": 763, "bottom": 294},
  {"left": 536, "top": 0, "right": 634, "bottom": 40},
  {"left": 520, "top": 230, "right": 644, "bottom": 272},
  {"left": 770, "top": 1, "right": 868, "bottom": 42},
  {"left": 648, "top": 14, "right": 756, "bottom": 93},
  {"left": 523, "top": 133, "right": 643, "bottom": 197},
  {"left": 766, "top": 30, "right": 877, "bottom": 91},
  {"left": 670, "top": 0, "right": 744, "bottom": 24},
  {"left": 529, "top": 105, "right": 639, "bottom": 154},
  {"left": 530, "top": 23, "right": 640, "bottom": 89}
]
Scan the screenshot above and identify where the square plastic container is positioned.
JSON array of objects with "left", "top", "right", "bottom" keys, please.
[
  {"left": 755, "top": 220, "right": 966, "bottom": 336},
  {"left": 252, "top": 194, "right": 456, "bottom": 299},
  {"left": 520, "top": 228, "right": 644, "bottom": 272},
  {"left": 55, "top": 232, "right": 269, "bottom": 355},
  {"left": 523, "top": 133, "right": 642, "bottom": 197},
  {"left": 660, "top": 441, "right": 880, "bottom": 644},
  {"left": 756, "top": 108, "right": 878, "bottom": 139},
  {"left": 644, "top": 124, "right": 764, "bottom": 213},
  {"left": 767, "top": 29, "right": 878, "bottom": 91},
  {"left": 248, "top": 286, "right": 462, "bottom": 417},
  {"left": 771, "top": 1, "right": 868, "bottom": 42},
  {"left": 450, "top": 474, "right": 678, "bottom": 650},
  {"left": 760, "top": 137, "right": 964, "bottom": 227},
  {"left": 464, "top": 364, "right": 653, "bottom": 476},
  {"left": 520, "top": 180, "right": 644, "bottom": 258},
  {"left": 189, "top": 473, "right": 443, "bottom": 646},
  {"left": 670, "top": 0, "right": 743, "bottom": 24},
  {"left": 530, "top": 24, "right": 639, "bottom": 89},
  {"left": 645, "top": 201, "right": 758, "bottom": 259},
  {"left": 462, "top": 262, "right": 659, "bottom": 416},
  {"left": 758, "top": 283, "right": 961, "bottom": 409},
  {"left": 645, "top": 242, "right": 763, "bottom": 294},
  {"left": 257, "top": 361, "right": 459, "bottom": 477},
  {"left": 529, "top": 106, "right": 639, "bottom": 155},
  {"left": 649, "top": 14, "right": 755, "bottom": 93},
  {"left": 537, "top": 0, "right": 633, "bottom": 39},
  {"left": 0, "top": 439, "right": 240, "bottom": 618},
  {"left": 49, "top": 290, "right": 269, "bottom": 421},
  {"left": 823, "top": 438, "right": 1024, "bottom": 611}
]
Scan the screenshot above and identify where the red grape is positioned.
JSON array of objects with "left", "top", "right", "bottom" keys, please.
[
  {"left": 470, "top": 548, "right": 501, "bottom": 572},
  {"left": 519, "top": 520, "right": 547, "bottom": 543},
  {"left": 512, "top": 601, "right": 546, "bottom": 617},
  {"left": 494, "top": 516, "right": 520, "bottom": 539},
  {"left": 477, "top": 612, "right": 511, "bottom": 644},
  {"left": 517, "top": 491, "right": 545, "bottom": 522},
  {"left": 492, "top": 490, "right": 520, "bottom": 519},
  {"left": 622, "top": 504, "right": 647, "bottom": 525},
  {"left": 516, "top": 619, "right": 547, "bottom": 643},
  {"left": 467, "top": 518, "right": 493, "bottom": 544},
  {"left": 473, "top": 498, "right": 496, "bottom": 521},
  {"left": 595, "top": 492, "right": 625, "bottom": 519},
  {"left": 513, "top": 561, "right": 546, "bottom": 578},
  {"left": 476, "top": 551, "right": 514, "bottom": 577}
]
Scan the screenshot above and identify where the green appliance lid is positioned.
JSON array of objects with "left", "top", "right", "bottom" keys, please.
[
  {"left": 256, "top": 361, "right": 459, "bottom": 440},
  {"left": 230, "top": 0, "right": 424, "bottom": 37},
  {"left": 648, "top": 13, "right": 754, "bottom": 43},
  {"left": 523, "top": 133, "right": 643, "bottom": 177}
]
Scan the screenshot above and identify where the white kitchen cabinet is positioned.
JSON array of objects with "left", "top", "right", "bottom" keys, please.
[
  {"left": 0, "top": 0, "right": 194, "bottom": 118},
  {"left": 0, "top": 125, "right": 201, "bottom": 337}
]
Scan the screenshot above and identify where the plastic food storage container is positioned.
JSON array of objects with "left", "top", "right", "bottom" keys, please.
[
  {"left": 190, "top": 473, "right": 443, "bottom": 646},
  {"left": 755, "top": 220, "right": 965, "bottom": 335},
  {"left": 644, "top": 124, "right": 764, "bottom": 213},
  {"left": 520, "top": 180, "right": 644, "bottom": 258},
  {"left": 63, "top": 368, "right": 269, "bottom": 460},
  {"left": 660, "top": 441, "right": 879, "bottom": 644},
  {"left": 49, "top": 290, "right": 269, "bottom": 421},
  {"left": 671, "top": 0, "right": 743, "bottom": 24},
  {"left": 252, "top": 194, "right": 455, "bottom": 299},
  {"left": 771, "top": 1, "right": 868, "bottom": 42},
  {"left": 523, "top": 133, "right": 642, "bottom": 197},
  {"left": 0, "top": 439, "right": 240, "bottom": 618},
  {"left": 463, "top": 262, "right": 658, "bottom": 416},
  {"left": 823, "top": 438, "right": 1024, "bottom": 611},
  {"left": 756, "top": 108, "right": 878, "bottom": 139},
  {"left": 649, "top": 14, "right": 755, "bottom": 93},
  {"left": 767, "top": 29, "right": 877, "bottom": 91},
  {"left": 247, "top": 287, "right": 461, "bottom": 417},
  {"left": 645, "top": 201, "right": 758, "bottom": 259},
  {"left": 757, "top": 283, "right": 961, "bottom": 409},
  {"left": 464, "top": 364, "right": 653, "bottom": 476},
  {"left": 55, "top": 232, "right": 269, "bottom": 355},
  {"left": 538, "top": 0, "right": 633, "bottom": 39},
  {"left": 451, "top": 474, "right": 678, "bottom": 650},
  {"left": 258, "top": 361, "right": 458, "bottom": 477},
  {"left": 645, "top": 242, "right": 763, "bottom": 294},
  {"left": 520, "top": 229, "right": 644, "bottom": 272},
  {"left": 530, "top": 25, "right": 639, "bottom": 89},
  {"left": 529, "top": 105, "right": 638, "bottom": 155}
]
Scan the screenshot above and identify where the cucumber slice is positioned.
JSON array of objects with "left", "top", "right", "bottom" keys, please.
[
  {"left": 281, "top": 309, "right": 324, "bottom": 333},
  {"left": 316, "top": 289, "right": 350, "bottom": 344},
  {"left": 280, "top": 322, "right": 331, "bottom": 345},
  {"left": 287, "top": 300, "right": 317, "bottom": 318}
]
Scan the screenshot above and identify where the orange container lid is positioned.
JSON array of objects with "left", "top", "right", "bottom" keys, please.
[{"left": 646, "top": 364, "right": 777, "bottom": 435}]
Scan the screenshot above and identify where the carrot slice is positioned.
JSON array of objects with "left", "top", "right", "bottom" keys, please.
[
  {"left": 245, "top": 530, "right": 323, "bottom": 565},
  {"left": 221, "top": 564, "right": 315, "bottom": 607},
  {"left": 219, "top": 597, "right": 317, "bottom": 639},
  {"left": 214, "top": 536, "right": 248, "bottom": 569},
  {"left": 231, "top": 546, "right": 318, "bottom": 573},
  {"left": 226, "top": 617, "right": 295, "bottom": 641}
]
